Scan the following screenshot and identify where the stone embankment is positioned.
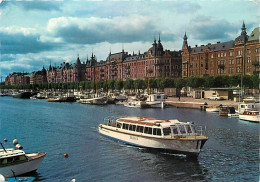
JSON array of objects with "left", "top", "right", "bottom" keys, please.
[{"left": 166, "top": 97, "right": 238, "bottom": 110}]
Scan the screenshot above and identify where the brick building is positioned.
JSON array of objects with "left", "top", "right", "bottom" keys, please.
[
  {"left": 46, "top": 36, "right": 182, "bottom": 83},
  {"left": 5, "top": 72, "right": 30, "bottom": 85},
  {"left": 182, "top": 22, "right": 260, "bottom": 78},
  {"left": 30, "top": 66, "right": 47, "bottom": 84}
]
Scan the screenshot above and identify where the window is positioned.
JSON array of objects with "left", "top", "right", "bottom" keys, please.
[
  {"left": 211, "top": 54, "right": 214, "bottom": 58},
  {"left": 163, "top": 127, "right": 171, "bottom": 136},
  {"left": 247, "top": 66, "right": 251, "bottom": 72},
  {"left": 237, "top": 50, "right": 242, "bottom": 56},
  {"left": 122, "top": 123, "right": 129, "bottom": 130},
  {"left": 178, "top": 125, "right": 187, "bottom": 134},
  {"left": 236, "top": 58, "right": 241, "bottom": 64},
  {"left": 186, "top": 125, "right": 193, "bottom": 134},
  {"left": 256, "top": 48, "right": 260, "bottom": 53},
  {"left": 247, "top": 57, "right": 251, "bottom": 63},
  {"left": 230, "top": 52, "right": 234, "bottom": 56},
  {"left": 172, "top": 127, "right": 178, "bottom": 135},
  {"left": 136, "top": 126, "right": 144, "bottom": 133},
  {"left": 247, "top": 49, "right": 251, "bottom": 54},
  {"left": 153, "top": 128, "right": 162, "bottom": 136},
  {"left": 116, "top": 123, "right": 122, "bottom": 128}
]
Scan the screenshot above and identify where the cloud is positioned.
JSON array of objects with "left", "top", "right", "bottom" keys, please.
[
  {"left": 1, "top": 1, "right": 61, "bottom": 11},
  {"left": 46, "top": 15, "right": 176, "bottom": 44},
  {"left": 0, "top": 26, "right": 61, "bottom": 54},
  {"left": 189, "top": 16, "right": 238, "bottom": 41}
]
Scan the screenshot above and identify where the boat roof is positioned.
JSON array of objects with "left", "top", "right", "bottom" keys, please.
[
  {"left": 0, "top": 148, "right": 25, "bottom": 158},
  {"left": 117, "top": 116, "right": 184, "bottom": 127}
]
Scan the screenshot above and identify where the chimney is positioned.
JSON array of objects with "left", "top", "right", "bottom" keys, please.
[
  {"left": 195, "top": 45, "right": 198, "bottom": 47},
  {"left": 217, "top": 41, "right": 220, "bottom": 43}
]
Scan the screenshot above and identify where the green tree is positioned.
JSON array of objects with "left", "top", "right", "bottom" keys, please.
[
  {"left": 115, "top": 80, "right": 123, "bottom": 91},
  {"left": 123, "top": 79, "right": 134, "bottom": 90},
  {"left": 228, "top": 75, "right": 241, "bottom": 87},
  {"left": 175, "top": 78, "right": 187, "bottom": 89},
  {"left": 107, "top": 80, "right": 115, "bottom": 90}
]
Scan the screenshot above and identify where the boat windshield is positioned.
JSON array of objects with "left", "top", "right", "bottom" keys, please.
[{"left": 164, "top": 124, "right": 195, "bottom": 137}]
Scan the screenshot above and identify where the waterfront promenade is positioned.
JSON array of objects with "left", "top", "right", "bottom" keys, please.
[{"left": 166, "top": 97, "right": 239, "bottom": 109}]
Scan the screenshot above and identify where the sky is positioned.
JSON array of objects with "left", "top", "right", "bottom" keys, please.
[{"left": 0, "top": 0, "right": 259, "bottom": 79}]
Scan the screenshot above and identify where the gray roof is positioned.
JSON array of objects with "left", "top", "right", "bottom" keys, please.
[
  {"left": 124, "top": 54, "right": 146, "bottom": 62},
  {"left": 190, "top": 40, "right": 235, "bottom": 54},
  {"left": 106, "top": 52, "right": 129, "bottom": 61}
]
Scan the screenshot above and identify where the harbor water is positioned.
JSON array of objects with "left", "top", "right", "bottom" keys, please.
[{"left": 0, "top": 97, "right": 259, "bottom": 181}]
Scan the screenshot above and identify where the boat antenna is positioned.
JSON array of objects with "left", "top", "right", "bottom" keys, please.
[{"left": 0, "top": 142, "right": 7, "bottom": 153}]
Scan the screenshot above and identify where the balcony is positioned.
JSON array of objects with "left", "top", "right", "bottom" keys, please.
[{"left": 252, "top": 61, "right": 259, "bottom": 66}]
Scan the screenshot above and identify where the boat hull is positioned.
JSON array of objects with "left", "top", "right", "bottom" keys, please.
[
  {"left": 12, "top": 92, "right": 32, "bottom": 99},
  {"left": 0, "top": 153, "right": 46, "bottom": 178},
  {"left": 99, "top": 125, "right": 207, "bottom": 157},
  {"left": 239, "top": 115, "right": 260, "bottom": 123}
]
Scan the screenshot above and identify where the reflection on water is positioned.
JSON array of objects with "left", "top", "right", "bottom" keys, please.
[{"left": 0, "top": 97, "right": 259, "bottom": 182}]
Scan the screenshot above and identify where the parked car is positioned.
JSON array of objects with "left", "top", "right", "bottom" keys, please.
[{"left": 208, "top": 95, "right": 224, "bottom": 100}]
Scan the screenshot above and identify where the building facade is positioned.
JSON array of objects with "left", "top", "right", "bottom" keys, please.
[
  {"left": 5, "top": 72, "right": 30, "bottom": 85},
  {"left": 45, "top": 36, "right": 182, "bottom": 84},
  {"left": 30, "top": 66, "right": 47, "bottom": 84},
  {"left": 182, "top": 23, "right": 260, "bottom": 78}
]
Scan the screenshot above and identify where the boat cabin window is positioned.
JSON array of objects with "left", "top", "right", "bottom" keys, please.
[
  {"left": 122, "top": 123, "right": 129, "bottom": 130},
  {"left": 148, "top": 127, "right": 152, "bottom": 134},
  {"left": 1, "top": 158, "right": 7, "bottom": 165},
  {"left": 129, "top": 124, "right": 137, "bottom": 131},
  {"left": 153, "top": 128, "right": 162, "bottom": 136},
  {"left": 241, "top": 105, "right": 245, "bottom": 108},
  {"left": 172, "top": 126, "right": 178, "bottom": 135},
  {"left": 163, "top": 127, "right": 171, "bottom": 136},
  {"left": 186, "top": 125, "right": 193, "bottom": 134},
  {"left": 136, "top": 126, "right": 144, "bottom": 133},
  {"left": 116, "top": 123, "right": 122, "bottom": 128},
  {"left": 143, "top": 127, "right": 153, "bottom": 135},
  {"left": 178, "top": 125, "right": 187, "bottom": 134}
]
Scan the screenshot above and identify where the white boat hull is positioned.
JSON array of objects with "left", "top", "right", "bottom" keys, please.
[
  {"left": 205, "top": 108, "right": 219, "bottom": 112},
  {"left": 146, "top": 101, "right": 165, "bottom": 108},
  {"left": 99, "top": 125, "right": 206, "bottom": 156},
  {"left": 239, "top": 115, "right": 260, "bottom": 123},
  {"left": 0, "top": 153, "right": 45, "bottom": 178}
]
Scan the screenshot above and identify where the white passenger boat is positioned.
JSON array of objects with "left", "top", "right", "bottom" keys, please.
[
  {"left": 0, "top": 144, "right": 46, "bottom": 178},
  {"left": 239, "top": 110, "right": 260, "bottom": 123},
  {"left": 99, "top": 116, "right": 208, "bottom": 157}
]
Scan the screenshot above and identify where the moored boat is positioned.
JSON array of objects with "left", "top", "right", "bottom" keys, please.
[
  {"left": 239, "top": 110, "right": 260, "bottom": 123},
  {"left": 0, "top": 144, "right": 46, "bottom": 178},
  {"left": 205, "top": 106, "right": 219, "bottom": 112},
  {"left": 145, "top": 94, "right": 165, "bottom": 108},
  {"left": 98, "top": 116, "right": 208, "bottom": 157},
  {"left": 12, "top": 92, "right": 32, "bottom": 99}
]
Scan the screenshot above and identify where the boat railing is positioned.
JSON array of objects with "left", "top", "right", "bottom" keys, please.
[
  {"left": 194, "top": 125, "right": 207, "bottom": 137},
  {"left": 104, "top": 116, "right": 117, "bottom": 126}
]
